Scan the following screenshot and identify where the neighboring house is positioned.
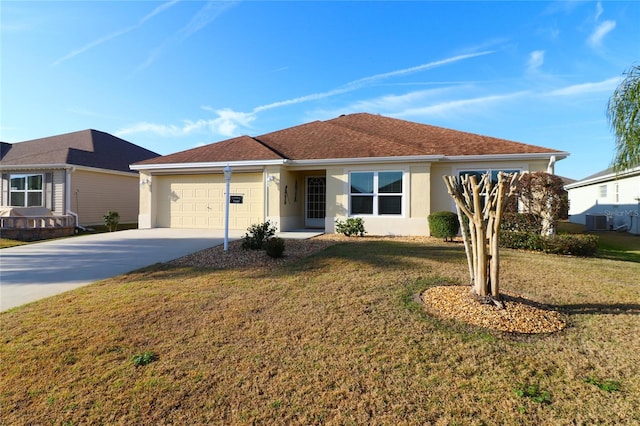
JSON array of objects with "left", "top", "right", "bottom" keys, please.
[
  {"left": 131, "top": 113, "right": 568, "bottom": 236},
  {"left": 565, "top": 165, "right": 640, "bottom": 235},
  {"left": 1, "top": 129, "right": 160, "bottom": 240}
]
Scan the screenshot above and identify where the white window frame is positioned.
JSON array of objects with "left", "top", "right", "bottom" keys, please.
[
  {"left": 349, "top": 170, "right": 404, "bottom": 216},
  {"left": 457, "top": 168, "right": 522, "bottom": 184},
  {"left": 9, "top": 173, "right": 44, "bottom": 207},
  {"left": 599, "top": 184, "right": 607, "bottom": 199}
]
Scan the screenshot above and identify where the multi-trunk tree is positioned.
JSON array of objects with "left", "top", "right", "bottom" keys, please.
[{"left": 443, "top": 172, "right": 520, "bottom": 307}]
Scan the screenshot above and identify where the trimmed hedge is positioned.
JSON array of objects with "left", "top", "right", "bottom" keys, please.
[
  {"left": 428, "top": 211, "right": 460, "bottom": 241},
  {"left": 500, "top": 231, "right": 598, "bottom": 257},
  {"left": 541, "top": 234, "right": 599, "bottom": 256}
]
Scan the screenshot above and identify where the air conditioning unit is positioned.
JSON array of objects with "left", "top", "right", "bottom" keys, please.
[{"left": 585, "top": 215, "right": 609, "bottom": 231}]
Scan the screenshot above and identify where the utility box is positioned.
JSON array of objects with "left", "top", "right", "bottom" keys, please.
[{"left": 585, "top": 214, "right": 608, "bottom": 231}]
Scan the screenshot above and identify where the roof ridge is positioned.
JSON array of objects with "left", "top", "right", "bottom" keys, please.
[
  {"left": 324, "top": 114, "right": 430, "bottom": 155},
  {"left": 250, "top": 136, "right": 288, "bottom": 160}
]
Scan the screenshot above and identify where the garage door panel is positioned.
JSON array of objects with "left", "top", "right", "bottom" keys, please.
[{"left": 157, "top": 174, "right": 263, "bottom": 229}]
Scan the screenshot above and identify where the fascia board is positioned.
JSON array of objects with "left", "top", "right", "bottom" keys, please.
[
  {"left": 0, "top": 163, "right": 138, "bottom": 177},
  {"left": 565, "top": 165, "right": 640, "bottom": 190},
  {"left": 442, "top": 152, "right": 570, "bottom": 162},
  {"left": 130, "top": 159, "right": 288, "bottom": 172},
  {"left": 0, "top": 163, "right": 71, "bottom": 171},
  {"left": 289, "top": 155, "right": 445, "bottom": 166}
]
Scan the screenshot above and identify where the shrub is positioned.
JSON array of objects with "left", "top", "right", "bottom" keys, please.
[
  {"left": 103, "top": 211, "right": 119, "bottom": 232},
  {"left": 500, "top": 231, "right": 598, "bottom": 257},
  {"left": 242, "top": 220, "right": 277, "bottom": 250},
  {"left": 335, "top": 217, "right": 366, "bottom": 237},
  {"left": 499, "top": 231, "right": 544, "bottom": 251},
  {"left": 501, "top": 212, "right": 542, "bottom": 234},
  {"left": 265, "top": 237, "right": 285, "bottom": 258},
  {"left": 541, "top": 234, "right": 598, "bottom": 256},
  {"left": 428, "top": 211, "right": 460, "bottom": 241}
]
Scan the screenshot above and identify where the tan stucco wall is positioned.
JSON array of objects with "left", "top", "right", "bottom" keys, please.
[
  {"left": 326, "top": 162, "right": 430, "bottom": 236},
  {"left": 70, "top": 169, "right": 140, "bottom": 226}
]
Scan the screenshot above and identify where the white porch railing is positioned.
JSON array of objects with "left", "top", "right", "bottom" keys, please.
[{"left": 0, "top": 215, "right": 76, "bottom": 229}]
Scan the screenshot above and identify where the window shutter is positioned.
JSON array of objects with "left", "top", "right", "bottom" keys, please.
[
  {"left": 45, "top": 172, "right": 53, "bottom": 209},
  {"left": 1, "top": 174, "right": 8, "bottom": 206}
]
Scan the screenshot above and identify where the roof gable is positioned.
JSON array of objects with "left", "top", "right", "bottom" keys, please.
[{"left": 0, "top": 129, "right": 159, "bottom": 173}]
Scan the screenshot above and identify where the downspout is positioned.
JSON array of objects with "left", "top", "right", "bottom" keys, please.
[
  {"left": 547, "top": 155, "right": 557, "bottom": 174},
  {"left": 65, "top": 166, "right": 81, "bottom": 230}
]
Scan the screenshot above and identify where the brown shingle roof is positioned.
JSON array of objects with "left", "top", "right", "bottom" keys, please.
[
  {"left": 0, "top": 129, "right": 159, "bottom": 173},
  {"left": 135, "top": 135, "right": 282, "bottom": 166},
  {"left": 134, "top": 113, "right": 563, "bottom": 166},
  {"left": 328, "top": 113, "right": 560, "bottom": 156}
]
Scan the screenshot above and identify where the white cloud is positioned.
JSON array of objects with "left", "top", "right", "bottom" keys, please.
[
  {"left": 118, "top": 51, "right": 496, "bottom": 140},
  {"left": 135, "top": 1, "right": 239, "bottom": 72},
  {"left": 544, "top": 77, "right": 621, "bottom": 96},
  {"left": 527, "top": 50, "right": 545, "bottom": 72},
  {"left": 116, "top": 108, "right": 256, "bottom": 139},
  {"left": 391, "top": 91, "right": 530, "bottom": 119},
  {"left": 52, "top": 0, "right": 179, "bottom": 66},
  {"left": 254, "top": 51, "right": 495, "bottom": 113},
  {"left": 595, "top": 2, "right": 604, "bottom": 21},
  {"left": 588, "top": 20, "right": 616, "bottom": 48}
]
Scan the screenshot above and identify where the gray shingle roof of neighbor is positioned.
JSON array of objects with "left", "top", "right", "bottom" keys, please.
[
  {"left": 0, "top": 129, "right": 160, "bottom": 173},
  {"left": 133, "top": 112, "right": 565, "bottom": 166}
]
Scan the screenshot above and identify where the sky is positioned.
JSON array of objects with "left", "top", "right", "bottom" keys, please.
[{"left": 1, "top": 1, "right": 639, "bottom": 180}]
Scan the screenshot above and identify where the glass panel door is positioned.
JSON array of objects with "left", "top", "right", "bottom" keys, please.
[{"left": 305, "top": 176, "right": 326, "bottom": 228}]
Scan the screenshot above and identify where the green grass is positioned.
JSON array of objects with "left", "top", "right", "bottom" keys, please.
[{"left": 1, "top": 237, "right": 639, "bottom": 424}]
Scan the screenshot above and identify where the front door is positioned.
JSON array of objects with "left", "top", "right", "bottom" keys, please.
[{"left": 305, "top": 176, "right": 326, "bottom": 228}]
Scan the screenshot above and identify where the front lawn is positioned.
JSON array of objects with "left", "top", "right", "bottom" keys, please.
[{"left": 1, "top": 238, "right": 639, "bottom": 424}]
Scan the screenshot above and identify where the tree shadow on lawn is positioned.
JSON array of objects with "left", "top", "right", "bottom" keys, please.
[
  {"left": 502, "top": 293, "right": 640, "bottom": 316},
  {"left": 316, "top": 239, "right": 467, "bottom": 264}
]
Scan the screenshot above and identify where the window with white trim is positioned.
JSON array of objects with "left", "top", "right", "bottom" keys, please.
[
  {"left": 599, "top": 184, "right": 607, "bottom": 198},
  {"left": 458, "top": 169, "right": 521, "bottom": 184},
  {"left": 350, "top": 171, "right": 403, "bottom": 215},
  {"left": 9, "top": 174, "right": 44, "bottom": 207}
]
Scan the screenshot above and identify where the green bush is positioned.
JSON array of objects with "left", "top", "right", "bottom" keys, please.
[
  {"left": 335, "top": 217, "right": 366, "bottom": 237},
  {"left": 541, "top": 234, "right": 598, "bottom": 256},
  {"left": 265, "top": 237, "right": 285, "bottom": 258},
  {"left": 500, "top": 231, "right": 598, "bottom": 257},
  {"left": 428, "top": 211, "right": 460, "bottom": 241},
  {"left": 499, "top": 231, "right": 544, "bottom": 251},
  {"left": 103, "top": 211, "right": 119, "bottom": 232},
  {"left": 242, "top": 220, "right": 277, "bottom": 250},
  {"left": 501, "top": 212, "right": 542, "bottom": 234}
]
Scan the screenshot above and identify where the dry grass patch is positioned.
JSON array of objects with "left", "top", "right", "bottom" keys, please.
[{"left": 1, "top": 236, "right": 639, "bottom": 425}]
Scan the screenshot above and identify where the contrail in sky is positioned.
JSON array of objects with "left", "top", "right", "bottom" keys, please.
[{"left": 52, "top": 0, "right": 180, "bottom": 66}]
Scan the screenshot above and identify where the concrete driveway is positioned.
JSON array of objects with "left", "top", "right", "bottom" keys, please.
[{"left": 0, "top": 228, "right": 245, "bottom": 312}]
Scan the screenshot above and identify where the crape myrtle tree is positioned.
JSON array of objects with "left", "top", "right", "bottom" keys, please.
[
  {"left": 607, "top": 64, "right": 640, "bottom": 172},
  {"left": 515, "top": 171, "right": 569, "bottom": 236},
  {"left": 443, "top": 172, "right": 520, "bottom": 308}
]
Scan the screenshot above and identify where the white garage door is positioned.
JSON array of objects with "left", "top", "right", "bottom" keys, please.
[{"left": 156, "top": 173, "right": 264, "bottom": 229}]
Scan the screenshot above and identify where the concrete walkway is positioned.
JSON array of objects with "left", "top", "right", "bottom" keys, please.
[{"left": 0, "top": 228, "right": 244, "bottom": 312}]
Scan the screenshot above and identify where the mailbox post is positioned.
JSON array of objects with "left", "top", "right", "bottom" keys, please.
[{"left": 223, "top": 165, "right": 232, "bottom": 251}]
